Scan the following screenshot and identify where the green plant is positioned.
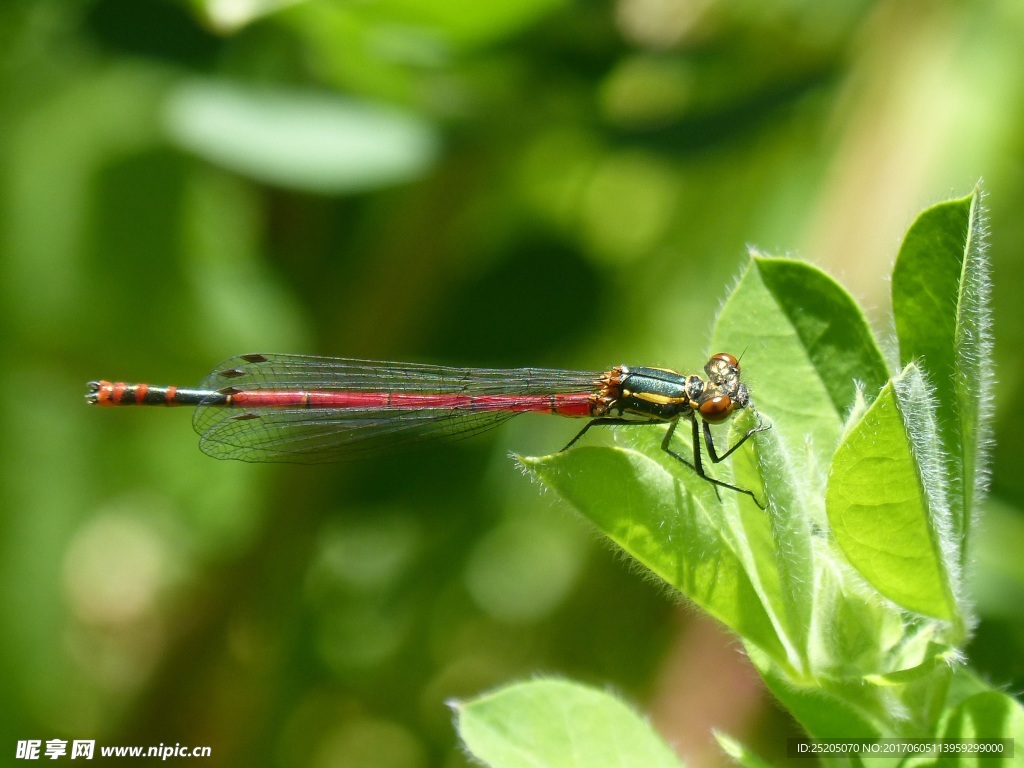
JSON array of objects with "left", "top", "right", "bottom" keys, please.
[{"left": 450, "top": 188, "right": 1024, "bottom": 766}]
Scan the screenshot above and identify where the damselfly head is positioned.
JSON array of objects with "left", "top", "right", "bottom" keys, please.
[
  {"left": 697, "top": 354, "right": 751, "bottom": 423},
  {"left": 704, "top": 352, "right": 740, "bottom": 384}
]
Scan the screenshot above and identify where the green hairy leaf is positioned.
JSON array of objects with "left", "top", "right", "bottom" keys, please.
[
  {"left": 454, "top": 679, "right": 682, "bottom": 768},
  {"left": 511, "top": 189, "right": 1008, "bottom": 759}
]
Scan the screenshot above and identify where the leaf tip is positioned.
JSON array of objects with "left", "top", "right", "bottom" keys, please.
[{"left": 445, "top": 696, "right": 464, "bottom": 714}]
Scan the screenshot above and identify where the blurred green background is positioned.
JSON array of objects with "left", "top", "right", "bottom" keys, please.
[{"left": 2, "top": 0, "right": 1023, "bottom": 765}]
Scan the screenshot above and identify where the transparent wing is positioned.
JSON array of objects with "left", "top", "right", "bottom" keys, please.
[{"left": 193, "top": 353, "right": 600, "bottom": 463}]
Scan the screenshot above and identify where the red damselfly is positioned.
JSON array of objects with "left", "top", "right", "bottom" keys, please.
[{"left": 87, "top": 353, "right": 771, "bottom": 506}]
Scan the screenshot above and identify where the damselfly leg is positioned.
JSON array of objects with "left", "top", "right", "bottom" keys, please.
[
  {"left": 562, "top": 413, "right": 770, "bottom": 508},
  {"left": 664, "top": 413, "right": 769, "bottom": 508}
]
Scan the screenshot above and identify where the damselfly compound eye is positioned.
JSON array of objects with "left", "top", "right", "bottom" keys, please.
[
  {"left": 704, "top": 353, "right": 740, "bottom": 385},
  {"left": 699, "top": 395, "right": 734, "bottom": 422}
]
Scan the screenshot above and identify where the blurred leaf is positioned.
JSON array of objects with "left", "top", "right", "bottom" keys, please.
[
  {"left": 374, "top": 0, "right": 566, "bottom": 48},
  {"left": 180, "top": 168, "right": 310, "bottom": 356},
  {"left": 579, "top": 150, "right": 680, "bottom": 264},
  {"left": 892, "top": 188, "right": 991, "bottom": 556},
  {"left": 714, "top": 731, "right": 775, "bottom": 768},
  {"left": 190, "top": 0, "right": 303, "bottom": 33},
  {"left": 5, "top": 66, "right": 166, "bottom": 343},
  {"left": 826, "top": 365, "right": 958, "bottom": 621},
  {"left": 453, "top": 678, "right": 682, "bottom": 768},
  {"left": 599, "top": 55, "right": 693, "bottom": 128},
  {"left": 163, "top": 80, "right": 441, "bottom": 193},
  {"left": 970, "top": 498, "right": 1024, "bottom": 620}
]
